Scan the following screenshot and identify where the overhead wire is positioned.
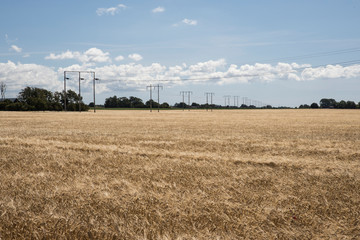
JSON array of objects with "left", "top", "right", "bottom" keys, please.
[
  {"left": 2, "top": 48, "right": 360, "bottom": 87},
  {"left": 256, "top": 47, "right": 360, "bottom": 63}
]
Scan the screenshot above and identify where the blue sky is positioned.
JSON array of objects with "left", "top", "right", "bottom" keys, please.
[{"left": 1, "top": 0, "right": 360, "bottom": 107}]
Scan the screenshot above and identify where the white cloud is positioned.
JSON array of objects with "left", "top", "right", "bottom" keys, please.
[
  {"left": 45, "top": 48, "right": 111, "bottom": 64},
  {"left": 301, "top": 64, "right": 360, "bottom": 81},
  {"left": 0, "top": 61, "right": 59, "bottom": 91},
  {"left": 10, "top": 45, "right": 22, "bottom": 53},
  {"left": 3, "top": 57, "right": 360, "bottom": 98},
  {"left": 61, "top": 59, "right": 309, "bottom": 92},
  {"left": 182, "top": 18, "right": 197, "bottom": 26},
  {"left": 82, "top": 48, "right": 111, "bottom": 63},
  {"left": 54, "top": 61, "right": 360, "bottom": 93},
  {"left": 96, "top": 4, "right": 126, "bottom": 16},
  {"left": 152, "top": 7, "right": 165, "bottom": 13},
  {"left": 188, "top": 59, "right": 226, "bottom": 73},
  {"left": 128, "top": 53, "right": 143, "bottom": 61},
  {"left": 45, "top": 50, "right": 77, "bottom": 60},
  {"left": 115, "top": 55, "right": 124, "bottom": 61}
]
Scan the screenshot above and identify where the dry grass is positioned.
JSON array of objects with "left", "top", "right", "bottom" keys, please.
[{"left": 0, "top": 109, "right": 359, "bottom": 239}]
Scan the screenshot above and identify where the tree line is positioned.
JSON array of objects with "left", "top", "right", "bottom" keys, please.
[
  {"left": 173, "top": 102, "right": 273, "bottom": 109},
  {"left": 299, "top": 98, "right": 360, "bottom": 109},
  {"left": 104, "top": 95, "right": 170, "bottom": 108},
  {"left": 0, "top": 87, "right": 89, "bottom": 111},
  {"left": 1, "top": 87, "right": 359, "bottom": 111}
]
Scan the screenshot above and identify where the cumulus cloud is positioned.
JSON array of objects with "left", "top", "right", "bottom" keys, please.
[
  {"left": 301, "top": 64, "right": 360, "bottom": 81},
  {"left": 96, "top": 4, "right": 126, "bottom": 16},
  {"left": 82, "top": 48, "right": 111, "bottom": 63},
  {"left": 45, "top": 50, "right": 77, "bottom": 60},
  {"left": 115, "top": 55, "right": 124, "bottom": 61},
  {"left": 87, "top": 60, "right": 360, "bottom": 88},
  {"left": 128, "top": 53, "right": 143, "bottom": 61},
  {"left": 152, "top": 7, "right": 165, "bottom": 13},
  {"left": 10, "top": 45, "right": 22, "bottom": 53},
  {"left": 2, "top": 57, "right": 360, "bottom": 97},
  {"left": 61, "top": 59, "right": 311, "bottom": 92},
  {"left": 45, "top": 48, "right": 111, "bottom": 64},
  {"left": 182, "top": 18, "right": 197, "bottom": 26},
  {"left": 0, "top": 61, "right": 59, "bottom": 91}
]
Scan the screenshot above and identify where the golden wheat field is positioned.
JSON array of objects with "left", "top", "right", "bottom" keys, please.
[{"left": 0, "top": 109, "right": 359, "bottom": 239}]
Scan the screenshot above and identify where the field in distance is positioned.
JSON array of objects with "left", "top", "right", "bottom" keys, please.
[{"left": 0, "top": 109, "right": 359, "bottom": 239}]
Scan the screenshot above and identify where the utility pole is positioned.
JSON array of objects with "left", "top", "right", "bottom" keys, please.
[
  {"left": 63, "top": 72, "right": 69, "bottom": 111},
  {"left": 233, "top": 96, "right": 240, "bottom": 108},
  {"left": 244, "top": 97, "right": 250, "bottom": 106},
  {"left": 93, "top": 73, "right": 99, "bottom": 113},
  {"left": 210, "top": 92, "right": 214, "bottom": 111},
  {"left": 181, "top": 91, "right": 192, "bottom": 111},
  {"left": 63, "top": 70, "right": 95, "bottom": 112},
  {"left": 146, "top": 84, "right": 154, "bottom": 112},
  {"left": 78, "top": 73, "right": 85, "bottom": 112},
  {"left": 153, "top": 84, "right": 163, "bottom": 112},
  {"left": 180, "top": 91, "right": 186, "bottom": 111},
  {"left": 205, "top": 92, "right": 215, "bottom": 111},
  {"left": 205, "top": 92, "right": 209, "bottom": 111},
  {"left": 224, "top": 95, "right": 231, "bottom": 107}
]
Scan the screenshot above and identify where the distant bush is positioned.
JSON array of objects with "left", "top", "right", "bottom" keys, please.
[
  {"left": 310, "top": 103, "right": 319, "bottom": 108},
  {"left": 5, "top": 102, "right": 34, "bottom": 111},
  {"left": 0, "top": 100, "right": 12, "bottom": 110}
]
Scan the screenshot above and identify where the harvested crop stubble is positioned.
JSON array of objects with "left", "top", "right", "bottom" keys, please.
[{"left": 0, "top": 109, "right": 359, "bottom": 239}]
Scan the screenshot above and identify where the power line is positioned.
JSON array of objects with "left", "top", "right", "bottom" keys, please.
[
  {"left": 255, "top": 47, "right": 360, "bottom": 63},
  {"left": 205, "top": 92, "right": 215, "bottom": 111},
  {"left": 146, "top": 84, "right": 154, "bottom": 112},
  {"left": 180, "top": 91, "right": 192, "bottom": 111},
  {"left": 233, "top": 96, "right": 240, "bottom": 107},
  {"left": 64, "top": 70, "right": 95, "bottom": 112},
  {"left": 153, "top": 84, "right": 163, "bottom": 112},
  {"left": 223, "top": 95, "right": 231, "bottom": 107},
  {"left": 94, "top": 58, "right": 360, "bottom": 84}
]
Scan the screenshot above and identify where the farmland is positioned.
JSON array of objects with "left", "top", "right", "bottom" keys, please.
[{"left": 0, "top": 109, "right": 359, "bottom": 239}]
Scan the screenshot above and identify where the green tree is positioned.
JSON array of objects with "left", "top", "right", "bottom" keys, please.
[
  {"left": 129, "top": 96, "right": 145, "bottom": 108},
  {"left": 5, "top": 102, "right": 33, "bottom": 111},
  {"left": 146, "top": 99, "right": 159, "bottom": 108},
  {"left": 118, "top": 97, "right": 130, "bottom": 108},
  {"left": 346, "top": 101, "right": 356, "bottom": 109},
  {"left": 160, "top": 102, "right": 170, "bottom": 108},
  {"left": 0, "top": 99, "right": 12, "bottom": 110},
  {"left": 54, "top": 89, "right": 87, "bottom": 111},
  {"left": 104, "top": 95, "right": 119, "bottom": 108},
  {"left": 320, "top": 98, "right": 337, "bottom": 108},
  {"left": 191, "top": 102, "right": 200, "bottom": 107},
  {"left": 338, "top": 100, "right": 347, "bottom": 109},
  {"left": 174, "top": 102, "right": 187, "bottom": 108},
  {"left": 310, "top": 103, "right": 319, "bottom": 108},
  {"left": 18, "top": 87, "right": 55, "bottom": 111}
]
